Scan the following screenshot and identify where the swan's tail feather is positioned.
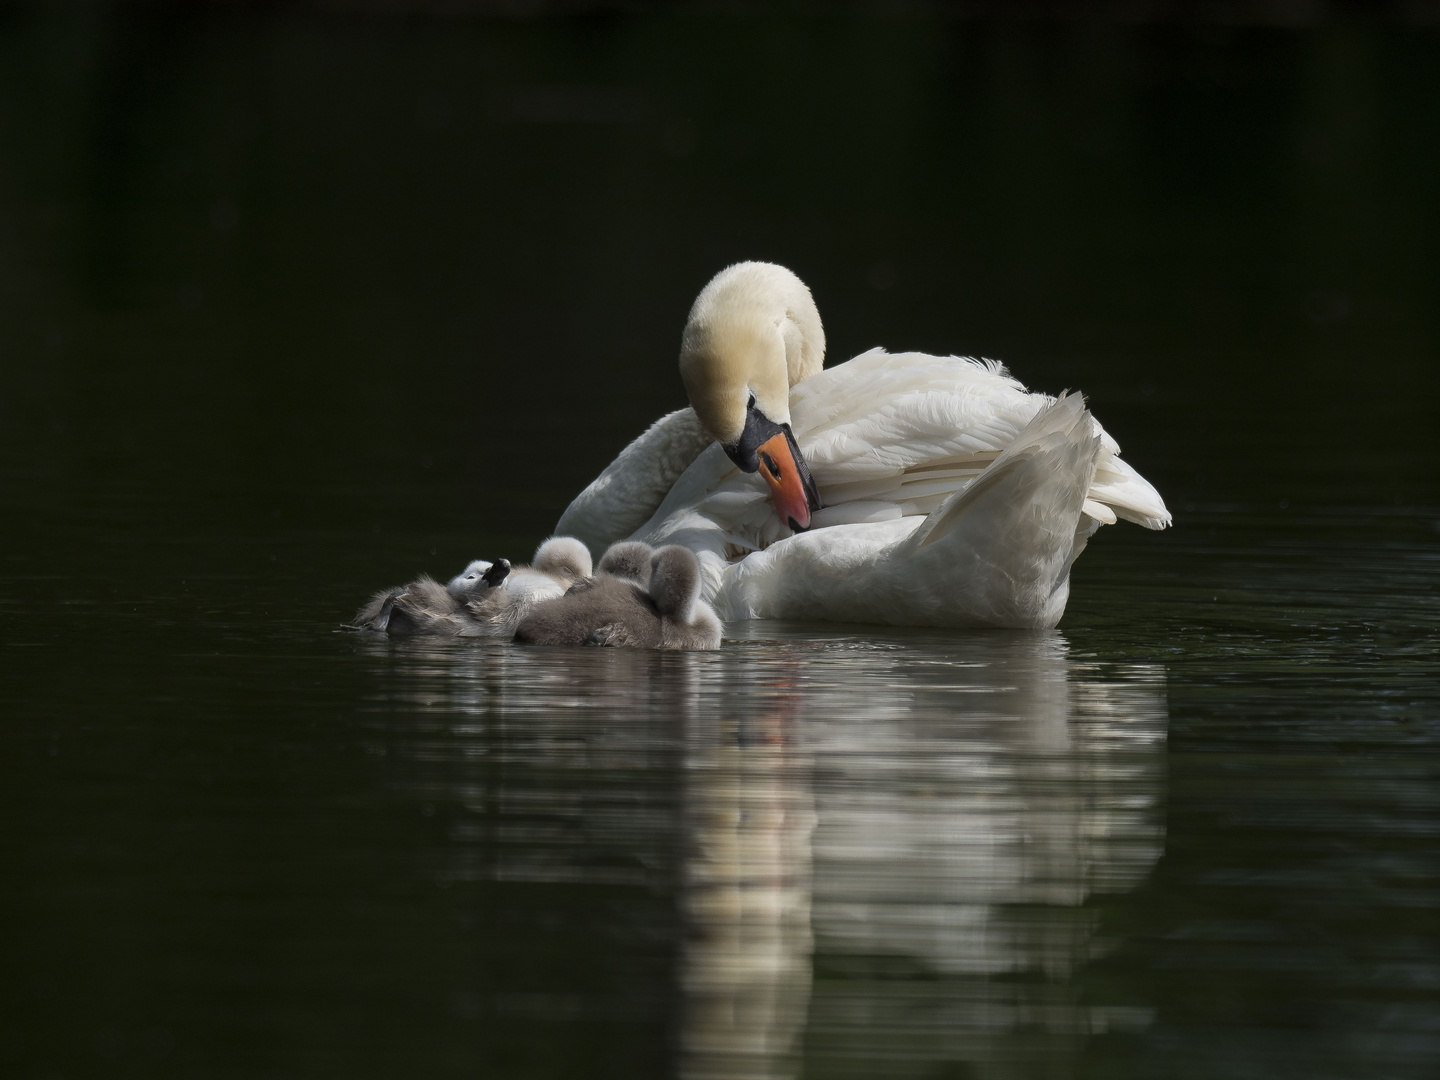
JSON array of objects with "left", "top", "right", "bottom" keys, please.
[{"left": 1090, "top": 453, "right": 1171, "bottom": 530}]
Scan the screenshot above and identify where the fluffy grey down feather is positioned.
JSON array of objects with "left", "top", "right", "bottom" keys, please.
[
  {"left": 346, "top": 541, "right": 721, "bottom": 649},
  {"left": 516, "top": 544, "right": 722, "bottom": 650}
]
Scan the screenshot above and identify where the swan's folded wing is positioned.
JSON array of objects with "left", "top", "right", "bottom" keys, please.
[
  {"left": 790, "top": 349, "right": 1046, "bottom": 515},
  {"left": 793, "top": 350, "right": 1035, "bottom": 467},
  {"left": 793, "top": 349, "right": 1170, "bottom": 532}
]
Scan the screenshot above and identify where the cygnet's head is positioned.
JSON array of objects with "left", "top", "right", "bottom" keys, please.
[
  {"left": 446, "top": 558, "right": 511, "bottom": 600},
  {"left": 647, "top": 545, "right": 702, "bottom": 621},
  {"left": 597, "top": 541, "right": 654, "bottom": 586},
  {"left": 532, "top": 536, "right": 593, "bottom": 582}
]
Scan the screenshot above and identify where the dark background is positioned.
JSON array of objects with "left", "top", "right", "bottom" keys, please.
[
  {"left": 5, "top": 1, "right": 1438, "bottom": 574},
  {"left": 3, "top": 3, "right": 1439, "bottom": 1079}
]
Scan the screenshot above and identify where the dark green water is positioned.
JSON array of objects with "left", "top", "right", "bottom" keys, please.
[{"left": 2, "top": 7, "right": 1438, "bottom": 1079}]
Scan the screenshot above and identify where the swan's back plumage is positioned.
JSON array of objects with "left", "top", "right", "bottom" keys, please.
[
  {"left": 793, "top": 349, "right": 1026, "bottom": 466},
  {"left": 792, "top": 350, "right": 1040, "bottom": 523},
  {"left": 624, "top": 349, "right": 1167, "bottom": 557},
  {"left": 788, "top": 349, "right": 1168, "bottom": 531}
]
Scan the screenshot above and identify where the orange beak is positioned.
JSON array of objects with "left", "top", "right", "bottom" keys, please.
[{"left": 756, "top": 431, "right": 815, "bottom": 532}]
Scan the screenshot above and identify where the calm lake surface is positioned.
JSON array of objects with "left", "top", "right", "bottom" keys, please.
[{"left": 3, "top": 7, "right": 1439, "bottom": 1079}]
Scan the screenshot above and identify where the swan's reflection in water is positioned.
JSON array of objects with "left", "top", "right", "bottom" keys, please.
[
  {"left": 680, "top": 656, "right": 815, "bottom": 1080},
  {"left": 794, "top": 633, "right": 1165, "bottom": 1078},
  {"left": 355, "top": 625, "right": 1166, "bottom": 1078}
]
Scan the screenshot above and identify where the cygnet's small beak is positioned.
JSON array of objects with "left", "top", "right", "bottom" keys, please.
[{"left": 756, "top": 431, "right": 820, "bottom": 532}]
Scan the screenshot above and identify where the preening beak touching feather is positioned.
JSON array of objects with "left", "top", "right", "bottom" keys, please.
[{"left": 678, "top": 262, "right": 824, "bottom": 531}]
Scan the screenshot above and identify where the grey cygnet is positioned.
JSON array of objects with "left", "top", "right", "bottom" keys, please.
[
  {"left": 594, "top": 540, "right": 655, "bottom": 587},
  {"left": 513, "top": 542, "right": 722, "bottom": 650},
  {"left": 349, "top": 559, "right": 510, "bottom": 635},
  {"left": 348, "top": 538, "right": 591, "bottom": 637}
]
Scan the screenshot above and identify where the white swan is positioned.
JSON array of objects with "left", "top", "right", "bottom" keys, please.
[{"left": 556, "top": 263, "right": 1169, "bottom": 629}]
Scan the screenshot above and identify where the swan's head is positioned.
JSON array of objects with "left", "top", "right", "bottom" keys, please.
[
  {"left": 678, "top": 262, "right": 824, "bottom": 531},
  {"left": 648, "top": 545, "right": 701, "bottom": 622}
]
